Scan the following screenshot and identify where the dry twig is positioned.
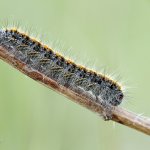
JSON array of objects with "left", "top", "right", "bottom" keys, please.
[{"left": 0, "top": 46, "right": 150, "bottom": 136}]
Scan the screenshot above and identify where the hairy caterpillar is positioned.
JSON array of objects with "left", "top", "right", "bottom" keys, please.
[{"left": 0, "top": 28, "right": 124, "bottom": 120}]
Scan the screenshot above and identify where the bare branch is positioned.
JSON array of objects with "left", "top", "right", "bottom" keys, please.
[{"left": 0, "top": 46, "right": 150, "bottom": 136}]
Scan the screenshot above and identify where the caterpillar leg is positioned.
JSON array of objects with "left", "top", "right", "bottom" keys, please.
[{"left": 96, "top": 96, "right": 113, "bottom": 121}]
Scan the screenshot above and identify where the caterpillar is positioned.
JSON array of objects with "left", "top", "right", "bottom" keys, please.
[{"left": 0, "top": 28, "right": 124, "bottom": 120}]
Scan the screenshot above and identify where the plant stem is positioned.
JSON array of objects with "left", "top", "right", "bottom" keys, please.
[{"left": 0, "top": 46, "right": 150, "bottom": 136}]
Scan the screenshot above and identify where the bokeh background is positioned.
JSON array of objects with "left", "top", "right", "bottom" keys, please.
[{"left": 0, "top": 0, "right": 150, "bottom": 149}]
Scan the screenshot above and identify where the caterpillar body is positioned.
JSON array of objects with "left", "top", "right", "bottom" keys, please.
[{"left": 0, "top": 28, "right": 124, "bottom": 119}]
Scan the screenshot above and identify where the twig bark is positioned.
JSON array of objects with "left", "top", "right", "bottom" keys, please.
[{"left": 0, "top": 46, "right": 150, "bottom": 136}]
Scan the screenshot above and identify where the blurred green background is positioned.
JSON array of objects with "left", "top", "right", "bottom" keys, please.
[{"left": 0, "top": 0, "right": 150, "bottom": 149}]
